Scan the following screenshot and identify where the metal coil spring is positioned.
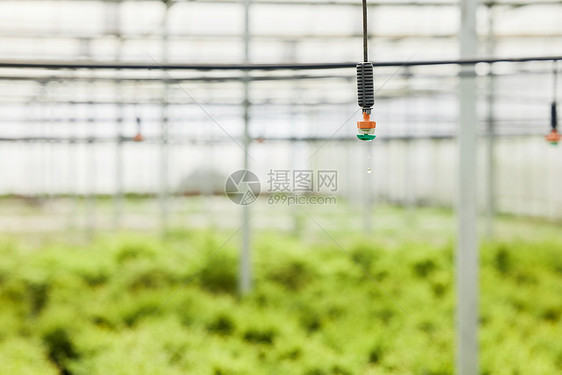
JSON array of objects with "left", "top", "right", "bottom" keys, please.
[{"left": 356, "top": 62, "right": 374, "bottom": 110}]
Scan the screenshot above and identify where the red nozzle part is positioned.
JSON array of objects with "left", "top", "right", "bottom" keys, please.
[
  {"left": 133, "top": 133, "right": 144, "bottom": 142},
  {"left": 357, "top": 112, "right": 376, "bottom": 130},
  {"left": 545, "top": 129, "right": 561, "bottom": 145}
]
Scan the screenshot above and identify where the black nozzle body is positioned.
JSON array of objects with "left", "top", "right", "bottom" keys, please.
[
  {"left": 357, "top": 62, "right": 374, "bottom": 110},
  {"left": 550, "top": 102, "right": 558, "bottom": 130}
]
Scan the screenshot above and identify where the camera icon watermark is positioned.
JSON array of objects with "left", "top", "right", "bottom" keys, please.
[{"left": 225, "top": 169, "right": 261, "bottom": 206}]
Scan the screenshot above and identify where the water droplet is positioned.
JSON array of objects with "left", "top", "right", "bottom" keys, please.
[{"left": 367, "top": 168, "right": 372, "bottom": 174}]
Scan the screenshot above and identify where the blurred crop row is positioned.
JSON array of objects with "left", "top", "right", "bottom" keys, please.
[{"left": 0, "top": 217, "right": 561, "bottom": 375}]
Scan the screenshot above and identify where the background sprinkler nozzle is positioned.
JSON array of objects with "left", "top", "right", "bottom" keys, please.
[
  {"left": 545, "top": 102, "right": 559, "bottom": 145},
  {"left": 546, "top": 63, "right": 560, "bottom": 145},
  {"left": 133, "top": 117, "right": 144, "bottom": 142},
  {"left": 546, "top": 129, "right": 560, "bottom": 145}
]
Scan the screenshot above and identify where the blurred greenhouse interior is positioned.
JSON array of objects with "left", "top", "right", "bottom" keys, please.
[{"left": 0, "top": 1, "right": 561, "bottom": 375}]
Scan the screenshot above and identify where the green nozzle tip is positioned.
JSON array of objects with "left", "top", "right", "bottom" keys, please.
[
  {"left": 357, "top": 134, "right": 376, "bottom": 141},
  {"left": 550, "top": 142, "right": 558, "bottom": 146}
]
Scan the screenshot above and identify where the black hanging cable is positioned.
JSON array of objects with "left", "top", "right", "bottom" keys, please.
[
  {"left": 357, "top": 0, "right": 374, "bottom": 112},
  {"left": 552, "top": 61, "right": 558, "bottom": 131},
  {"left": 356, "top": 0, "right": 376, "bottom": 141},
  {"left": 362, "top": 0, "right": 368, "bottom": 63},
  {"left": 136, "top": 116, "right": 142, "bottom": 134}
]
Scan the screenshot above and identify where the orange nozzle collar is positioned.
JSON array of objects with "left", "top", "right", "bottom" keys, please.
[
  {"left": 546, "top": 129, "right": 561, "bottom": 144},
  {"left": 357, "top": 112, "right": 376, "bottom": 129}
]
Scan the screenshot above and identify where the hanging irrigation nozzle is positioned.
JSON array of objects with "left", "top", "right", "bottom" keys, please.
[
  {"left": 545, "top": 102, "right": 560, "bottom": 145},
  {"left": 356, "top": 62, "right": 376, "bottom": 141},
  {"left": 546, "top": 62, "right": 560, "bottom": 145},
  {"left": 133, "top": 116, "right": 144, "bottom": 142},
  {"left": 356, "top": 0, "right": 376, "bottom": 142}
]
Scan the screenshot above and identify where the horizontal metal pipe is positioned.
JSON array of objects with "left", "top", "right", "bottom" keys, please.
[
  {"left": 0, "top": 0, "right": 558, "bottom": 7},
  {"left": 0, "top": 56, "right": 560, "bottom": 71},
  {"left": 0, "top": 74, "right": 352, "bottom": 83},
  {"left": 0, "top": 129, "right": 551, "bottom": 143},
  {"left": 2, "top": 31, "right": 560, "bottom": 41}
]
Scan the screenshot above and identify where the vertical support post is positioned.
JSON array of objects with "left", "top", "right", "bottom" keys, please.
[
  {"left": 38, "top": 82, "right": 48, "bottom": 205},
  {"left": 239, "top": 0, "right": 252, "bottom": 295},
  {"left": 457, "top": 1, "right": 479, "bottom": 375},
  {"left": 287, "top": 41, "right": 303, "bottom": 237},
  {"left": 159, "top": 2, "right": 170, "bottom": 237},
  {"left": 47, "top": 83, "right": 55, "bottom": 206},
  {"left": 38, "top": 83, "right": 47, "bottom": 202},
  {"left": 404, "top": 73, "right": 416, "bottom": 216},
  {"left": 485, "top": 4, "right": 495, "bottom": 239},
  {"left": 111, "top": 1, "right": 124, "bottom": 230},
  {"left": 404, "top": 138, "right": 416, "bottom": 213},
  {"left": 67, "top": 98, "right": 78, "bottom": 231},
  {"left": 115, "top": 90, "right": 124, "bottom": 229},
  {"left": 87, "top": 94, "right": 96, "bottom": 238},
  {"left": 289, "top": 106, "right": 301, "bottom": 237},
  {"left": 81, "top": 38, "right": 96, "bottom": 239}
]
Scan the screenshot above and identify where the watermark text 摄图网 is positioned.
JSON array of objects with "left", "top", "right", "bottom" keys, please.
[{"left": 267, "top": 169, "right": 338, "bottom": 193}]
